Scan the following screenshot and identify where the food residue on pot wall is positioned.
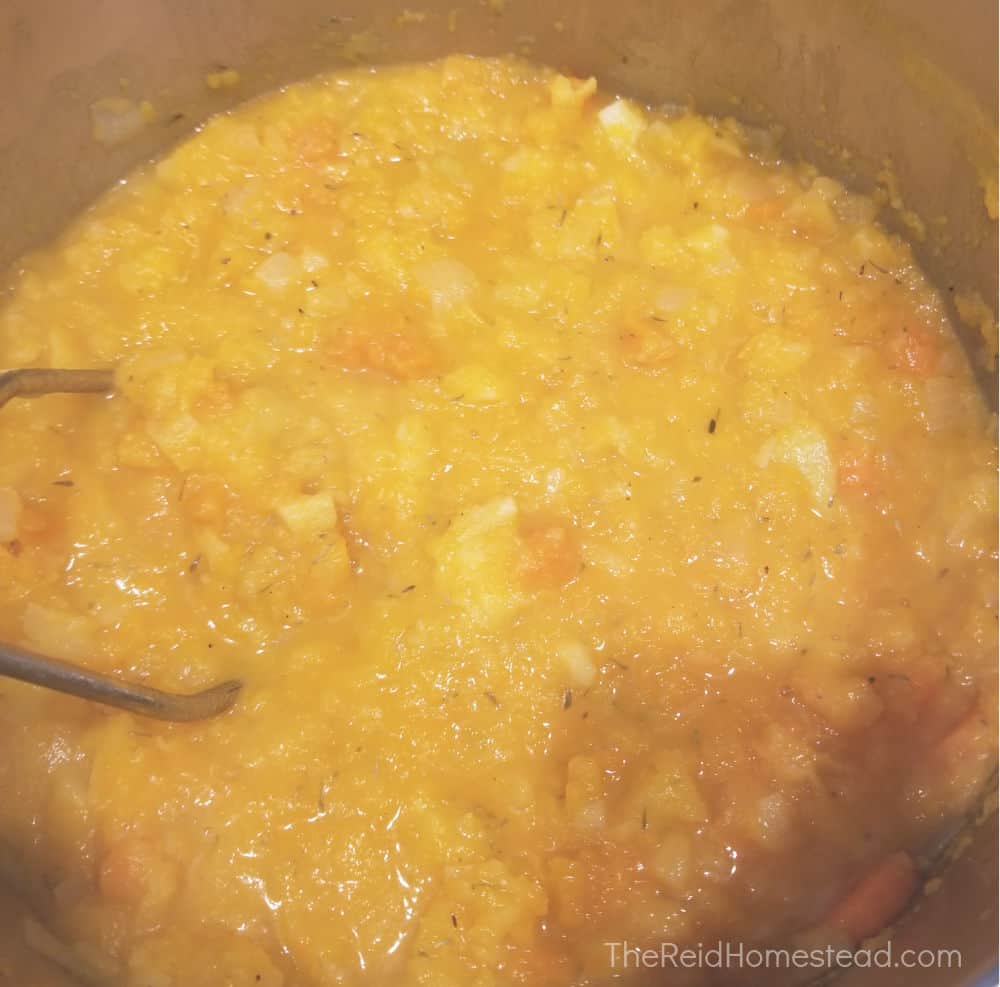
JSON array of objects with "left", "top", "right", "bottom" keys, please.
[{"left": 88, "top": 96, "right": 156, "bottom": 146}]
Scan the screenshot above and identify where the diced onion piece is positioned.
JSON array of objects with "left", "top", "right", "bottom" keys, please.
[
  {"left": 549, "top": 74, "right": 597, "bottom": 110},
  {"left": 653, "top": 285, "right": 692, "bottom": 316},
  {"left": 301, "top": 249, "right": 330, "bottom": 274},
  {"left": 685, "top": 224, "right": 730, "bottom": 252},
  {"left": 639, "top": 225, "right": 681, "bottom": 266},
  {"left": 195, "top": 529, "right": 235, "bottom": 582},
  {"left": 220, "top": 180, "right": 257, "bottom": 217},
  {"left": 755, "top": 793, "right": 793, "bottom": 845},
  {"left": 597, "top": 99, "right": 646, "bottom": 147},
  {"left": 414, "top": 258, "right": 477, "bottom": 312},
  {"left": 651, "top": 831, "right": 694, "bottom": 889},
  {"left": 254, "top": 252, "right": 300, "bottom": 291}
]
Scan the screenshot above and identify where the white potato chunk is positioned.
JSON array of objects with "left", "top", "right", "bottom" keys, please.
[
  {"left": 441, "top": 365, "right": 507, "bottom": 405},
  {"left": 22, "top": 603, "right": 95, "bottom": 661},
  {"left": 431, "top": 497, "right": 522, "bottom": 624},
  {"left": 738, "top": 332, "right": 813, "bottom": 378},
  {"left": 757, "top": 423, "right": 835, "bottom": 507},
  {"left": 557, "top": 640, "right": 597, "bottom": 688},
  {"left": 276, "top": 492, "right": 338, "bottom": 537}
]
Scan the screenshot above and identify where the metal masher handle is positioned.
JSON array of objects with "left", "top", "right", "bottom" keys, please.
[
  {"left": 0, "top": 367, "right": 115, "bottom": 408},
  {"left": 0, "top": 640, "right": 241, "bottom": 721},
  {"left": 0, "top": 365, "right": 242, "bottom": 721}
]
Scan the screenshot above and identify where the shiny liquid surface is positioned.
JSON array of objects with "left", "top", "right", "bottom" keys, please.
[{"left": 0, "top": 56, "right": 996, "bottom": 987}]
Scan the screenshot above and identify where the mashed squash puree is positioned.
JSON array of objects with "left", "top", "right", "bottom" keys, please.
[{"left": 0, "top": 56, "right": 995, "bottom": 987}]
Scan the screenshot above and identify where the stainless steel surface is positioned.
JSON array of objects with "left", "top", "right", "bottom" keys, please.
[
  {"left": 0, "top": 639, "right": 241, "bottom": 721},
  {"left": 0, "top": 0, "right": 995, "bottom": 983},
  {"left": 0, "top": 0, "right": 996, "bottom": 397}
]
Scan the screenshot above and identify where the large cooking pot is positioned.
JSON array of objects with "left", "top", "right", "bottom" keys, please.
[{"left": 0, "top": 1, "right": 996, "bottom": 984}]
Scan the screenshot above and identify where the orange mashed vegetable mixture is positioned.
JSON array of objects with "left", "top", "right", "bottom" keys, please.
[{"left": 0, "top": 56, "right": 995, "bottom": 987}]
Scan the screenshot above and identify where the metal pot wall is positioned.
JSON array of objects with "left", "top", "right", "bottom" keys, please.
[{"left": 0, "top": 1, "right": 996, "bottom": 984}]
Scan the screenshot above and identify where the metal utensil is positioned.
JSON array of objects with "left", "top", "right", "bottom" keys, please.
[
  {"left": 0, "top": 640, "right": 242, "bottom": 720},
  {"left": 0, "top": 367, "right": 115, "bottom": 408},
  {"left": 0, "top": 366, "right": 242, "bottom": 721}
]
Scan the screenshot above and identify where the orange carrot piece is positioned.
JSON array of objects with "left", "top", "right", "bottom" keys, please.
[
  {"left": 99, "top": 835, "right": 157, "bottom": 902},
  {"left": 826, "top": 851, "right": 919, "bottom": 944},
  {"left": 519, "top": 514, "right": 582, "bottom": 590},
  {"left": 293, "top": 121, "right": 341, "bottom": 167},
  {"left": 326, "top": 326, "right": 438, "bottom": 381},
  {"left": 743, "top": 198, "right": 786, "bottom": 226}
]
